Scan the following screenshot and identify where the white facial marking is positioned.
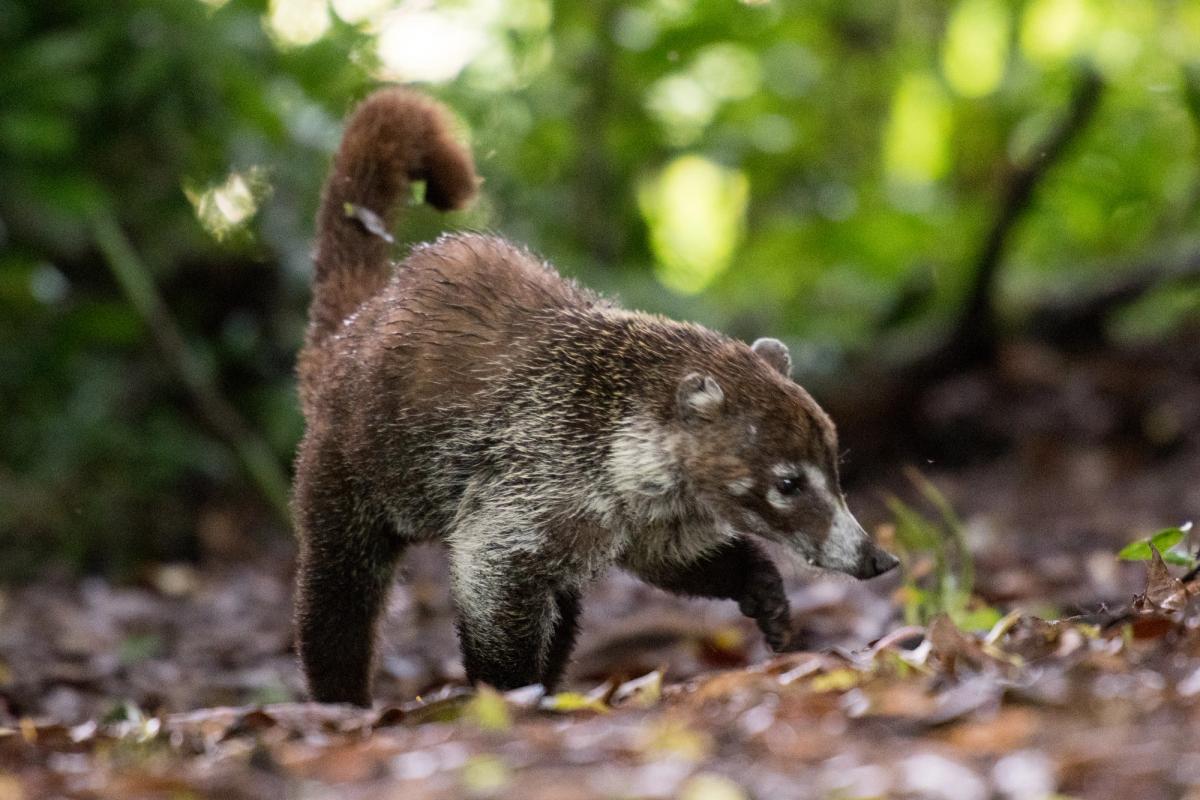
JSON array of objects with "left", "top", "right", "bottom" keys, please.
[
  {"left": 820, "top": 501, "right": 870, "bottom": 572},
  {"left": 726, "top": 477, "right": 754, "bottom": 496},
  {"left": 768, "top": 461, "right": 870, "bottom": 574},
  {"left": 771, "top": 462, "right": 799, "bottom": 478},
  {"left": 801, "top": 463, "right": 830, "bottom": 496}
]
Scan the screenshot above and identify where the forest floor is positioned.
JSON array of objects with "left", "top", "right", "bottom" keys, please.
[{"left": 2, "top": 334, "right": 1200, "bottom": 799}]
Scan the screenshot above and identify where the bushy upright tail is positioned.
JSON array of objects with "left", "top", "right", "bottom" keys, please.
[{"left": 307, "top": 88, "right": 478, "bottom": 346}]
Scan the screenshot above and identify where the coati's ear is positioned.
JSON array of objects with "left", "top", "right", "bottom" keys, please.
[
  {"left": 676, "top": 372, "right": 724, "bottom": 423},
  {"left": 751, "top": 337, "right": 792, "bottom": 378}
]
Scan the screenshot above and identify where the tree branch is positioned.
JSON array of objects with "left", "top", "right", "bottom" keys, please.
[
  {"left": 941, "top": 68, "right": 1105, "bottom": 372},
  {"left": 91, "top": 209, "right": 291, "bottom": 523}
]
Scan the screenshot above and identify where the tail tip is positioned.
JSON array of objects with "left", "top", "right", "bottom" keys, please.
[{"left": 341, "top": 87, "right": 479, "bottom": 213}]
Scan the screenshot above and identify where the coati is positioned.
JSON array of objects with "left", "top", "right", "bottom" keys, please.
[{"left": 293, "top": 87, "right": 898, "bottom": 706}]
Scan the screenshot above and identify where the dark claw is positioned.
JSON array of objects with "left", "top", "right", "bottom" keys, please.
[
  {"left": 738, "top": 579, "right": 792, "bottom": 652},
  {"left": 757, "top": 602, "right": 793, "bottom": 652}
]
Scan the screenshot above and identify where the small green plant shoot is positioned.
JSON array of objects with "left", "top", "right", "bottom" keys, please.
[
  {"left": 886, "top": 468, "right": 1000, "bottom": 632},
  {"left": 1117, "top": 522, "right": 1195, "bottom": 568}
]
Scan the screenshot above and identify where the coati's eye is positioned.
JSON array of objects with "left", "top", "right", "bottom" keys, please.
[{"left": 774, "top": 476, "right": 805, "bottom": 496}]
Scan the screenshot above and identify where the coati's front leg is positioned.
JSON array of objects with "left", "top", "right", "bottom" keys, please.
[
  {"left": 449, "top": 536, "right": 560, "bottom": 690},
  {"left": 293, "top": 445, "right": 405, "bottom": 706},
  {"left": 541, "top": 588, "right": 582, "bottom": 691},
  {"left": 624, "top": 537, "right": 793, "bottom": 652}
]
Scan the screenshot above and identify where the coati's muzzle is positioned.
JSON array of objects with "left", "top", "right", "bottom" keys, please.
[
  {"left": 810, "top": 503, "right": 899, "bottom": 580},
  {"left": 850, "top": 539, "right": 901, "bottom": 580}
]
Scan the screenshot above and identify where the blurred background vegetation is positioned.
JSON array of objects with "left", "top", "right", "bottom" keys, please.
[{"left": 2, "top": 0, "right": 1199, "bottom": 578}]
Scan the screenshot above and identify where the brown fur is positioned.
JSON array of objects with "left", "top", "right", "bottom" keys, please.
[
  {"left": 292, "top": 88, "right": 894, "bottom": 706},
  {"left": 299, "top": 89, "right": 478, "bottom": 414}
]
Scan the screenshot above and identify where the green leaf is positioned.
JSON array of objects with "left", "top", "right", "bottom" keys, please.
[
  {"left": 1117, "top": 541, "right": 1148, "bottom": 560},
  {"left": 952, "top": 604, "right": 1003, "bottom": 632},
  {"left": 541, "top": 691, "right": 609, "bottom": 714},
  {"left": 465, "top": 686, "right": 511, "bottom": 731},
  {"left": 1163, "top": 551, "right": 1196, "bottom": 568},
  {"left": 1118, "top": 527, "right": 1187, "bottom": 561},
  {"left": 118, "top": 634, "right": 163, "bottom": 665}
]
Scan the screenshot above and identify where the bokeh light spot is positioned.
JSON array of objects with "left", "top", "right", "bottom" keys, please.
[
  {"left": 638, "top": 155, "right": 749, "bottom": 295},
  {"left": 942, "top": 0, "right": 1011, "bottom": 98},
  {"left": 185, "top": 168, "right": 270, "bottom": 242},
  {"left": 265, "top": 0, "right": 330, "bottom": 48},
  {"left": 884, "top": 73, "right": 953, "bottom": 186},
  {"left": 376, "top": 9, "right": 486, "bottom": 83},
  {"left": 1020, "top": 0, "right": 1092, "bottom": 63}
]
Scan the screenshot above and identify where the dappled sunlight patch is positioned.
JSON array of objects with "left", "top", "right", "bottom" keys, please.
[
  {"left": 883, "top": 72, "right": 953, "bottom": 189},
  {"left": 645, "top": 74, "right": 720, "bottom": 146},
  {"left": 645, "top": 42, "right": 761, "bottom": 146},
  {"left": 184, "top": 167, "right": 270, "bottom": 243},
  {"left": 375, "top": 7, "right": 487, "bottom": 84},
  {"left": 259, "top": 0, "right": 553, "bottom": 88},
  {"left": 1020, "top": 0, "right": 1160, "bottom": 78},
  {"left": 638, "top": 155, "right": 748, "bottom": 295},
  {"left": 612, "top": 6, "right": 659, "bottom": 52},
  {"left": 328, "top": 0, "right": 391, "bottom": 25},
  {"left": 373, "top": 0, "right": 551, "bottom": 87},
  {"left": 691, "top": 43, "right": 761, "bottom": 104},
  {"left": 941, "top": 0, "right": 1011, "bottom": 98},
  {"left": 264, "top": 0, "right": 330, "bottom": 48},
  {"left": 1020, "top": 0, "right": 1094, "bottom": 64}
]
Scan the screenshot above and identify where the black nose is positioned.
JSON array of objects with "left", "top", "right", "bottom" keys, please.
[
  {"left": 858, "top": 545, "right": 900, "bottom": 579},
  {"left": 872, "top": 548, "right": 900, "bottom": 576}
]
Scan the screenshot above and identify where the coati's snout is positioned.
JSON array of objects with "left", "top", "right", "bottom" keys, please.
[
  {"left": 817, "top": 499, "right": 899, "bottom": 579},
  {"left": 675, "top": 336, "right": 898, "bottom": 581},
  {"left": 857, "top": 540, "right": 901, "bottom": 579}
]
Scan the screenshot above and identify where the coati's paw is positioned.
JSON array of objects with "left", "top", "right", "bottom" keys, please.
[
  {"left": 756, "top": 603, "right": 793, "bottom": 653},
  {"left": 737, "top": 578, "right": 792, "bottom": 652}
]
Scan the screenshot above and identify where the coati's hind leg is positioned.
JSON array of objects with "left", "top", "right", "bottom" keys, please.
[
  {"left": 448, "top": 535, "right": 559, "bottom": 691},
  {"left": 293, "top": 445, "right": 405, "bottom": 706},
  {"left": 623, "top": 537, "right": 793, "bottom": 652}
]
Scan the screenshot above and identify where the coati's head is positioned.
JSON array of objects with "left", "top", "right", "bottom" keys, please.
[{"left": 670, "top": 337, "right": 898, "bottom": 580}]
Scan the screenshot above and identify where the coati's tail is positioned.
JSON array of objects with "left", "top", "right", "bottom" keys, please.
[{"left": 307, "top": 88, "right": 478, "bottom": 345}]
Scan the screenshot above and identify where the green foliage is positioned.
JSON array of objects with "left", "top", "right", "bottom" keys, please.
[
  {"left": 1117, "top": 523, "right": 1196, "bottom": 568},
  {"left": 118, "top": 634, "right": 165, "bottom": 666},
  {"left": 888, "top": 471, "right": 1000, "bottom": 631}
]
